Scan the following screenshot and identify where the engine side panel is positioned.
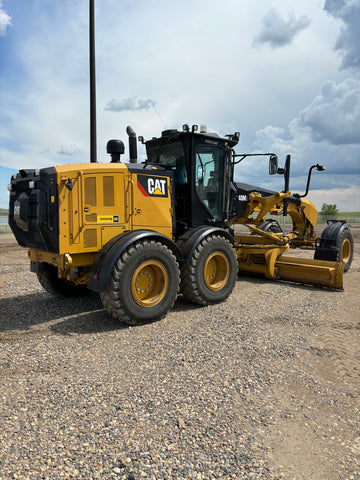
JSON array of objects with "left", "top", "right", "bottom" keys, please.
[
  {"left": 56, "top": 164, "right": 130, "bottom": 254},
  {"left": 9, "top": 162, "right": 175, "bottom": 258},
  {"left": 56, "top": 164, "right": 174, "bottom": 254}
]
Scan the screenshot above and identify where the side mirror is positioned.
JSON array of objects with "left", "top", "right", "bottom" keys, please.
[{"left": 269, "top": 155, "right": 278, "bottom": 175}]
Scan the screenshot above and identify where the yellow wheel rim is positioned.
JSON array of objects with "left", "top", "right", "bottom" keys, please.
[
  {"left": 131, "top": 260, "right": 168, "bottom": 307},
  {"left": 203, "top": 251, "right": 230, "bottom": 291},
  {"left": 341, "top": 238, "right": 351, "bottom": 264}
]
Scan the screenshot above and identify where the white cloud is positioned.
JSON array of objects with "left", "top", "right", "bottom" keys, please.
[
  {"left": 324, "top": 0, "right": 360, "bottom": 70},
  {"left": 254, "top": 120, "right": 359, "bottom": 179},
  {"left": 0, "top": 1, "right": 11, "bottom": 36},
  {"left": 253, "top": 9, "right": 311, "bottom": 48},
  {"left": 307, "top": 185, "right": 360, "bottom": 212},
  {"left": 249, "top": 79, "right": 360, "bottom": 211},
  {"left": 58, "top": 144, "right": 83, "bottom": 156},
  {"left": 0, "top": 144, "right": 84, "bottom": 170},
  {"left": 299, "top": 79, "right": 360, "bottom": 145},
  {"left": 105, "top": 97, "right": 156, "bottom": 112}
]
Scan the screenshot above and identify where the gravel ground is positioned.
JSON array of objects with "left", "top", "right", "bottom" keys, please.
[{"left": 0, "top": 229, "right": 359, "bottom": 480}]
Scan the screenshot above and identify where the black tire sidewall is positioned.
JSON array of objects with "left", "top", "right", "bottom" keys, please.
[
  {"left": 112, "top": 241, "right": 179, "bottom": 321},
  {"left": 191, "top": 236, "right": 237, "bottom": 304},
  {"left": 37, "top": 264, "right": 89, "bottom": 297},
  {"left": 251, "top": 220, "right": 282, "bottom": 235},
  {"left": 265, "top": 220, "right": 282, "bottom": 233}
]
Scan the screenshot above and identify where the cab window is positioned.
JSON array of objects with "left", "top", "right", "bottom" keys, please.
[
  {"left": 195, "top": 145, "right": 225, "bottom": 220},
  {"left": 146, "top": 141, "right": 187, "bottom": 184}
]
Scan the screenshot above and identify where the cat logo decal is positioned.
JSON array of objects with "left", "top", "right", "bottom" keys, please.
[{"left": 137, "top": 175, "right": 168, "bottom": 197}]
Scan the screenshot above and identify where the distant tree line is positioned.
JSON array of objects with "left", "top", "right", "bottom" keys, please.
[{"left": 320, "top": 203, "right": 339, "bottom": 216}]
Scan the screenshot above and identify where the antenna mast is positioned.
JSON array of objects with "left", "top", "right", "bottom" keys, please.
[{"left": 89, "top": 0, "right": 97, "bottom": 162}]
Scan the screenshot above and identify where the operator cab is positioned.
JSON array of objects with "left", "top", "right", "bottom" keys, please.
[{"left": 143, "top": 125, "right": 239, "bottom": 237}]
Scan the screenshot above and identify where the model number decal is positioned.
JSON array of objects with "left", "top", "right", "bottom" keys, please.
[{"left": 137, "top": 174, "right": 168, "bottom": 197}]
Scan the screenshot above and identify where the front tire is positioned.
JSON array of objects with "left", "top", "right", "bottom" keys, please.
[
  {"left": 180, "top": 235, "right": 237, "bottom": 306},
  {"left": 100, "top": 239, "right": 180, "bottom": 325},
  {"left": 336, "top": 228, "right": 354, "bottom": 272},
  {"left": 314, "top": 223, "right": 354, "bottom": 272}
]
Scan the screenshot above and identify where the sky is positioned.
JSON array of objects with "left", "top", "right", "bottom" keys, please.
[{"left": 0, "top": 0, "right": 359, "bottom": 211}]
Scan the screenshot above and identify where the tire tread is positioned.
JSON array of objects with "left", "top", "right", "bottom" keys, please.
[
  {"left": 100, "top": 239, "right": 180, "bottom": 325},
  {"left": 180, "top": 234, "right": 237, "bottom": 306}
]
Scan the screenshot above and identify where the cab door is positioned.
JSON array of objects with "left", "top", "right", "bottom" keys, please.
[{"left": 194, "top": 145, "right": 226, "bottom": 220}]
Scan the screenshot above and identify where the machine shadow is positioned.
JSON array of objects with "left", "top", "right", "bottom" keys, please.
[
  {"left": 0, "top": 292, "right": 116, "bottom": 334},
  {"left": 52, "top": 296, "right": 204, "bottom": 335},
  {"left": 1, "top": 278, "right": 338, "bottom": 337},
  {"left": 0, "top": 291, "right": 204, "bottom": 337}
]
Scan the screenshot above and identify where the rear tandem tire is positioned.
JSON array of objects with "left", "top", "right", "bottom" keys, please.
[
  {"left": 100, "top": 239, "right": 180, "bottom": 325},
  {"left": 37, "top": 264, "right": 89, "bottom": 297},
  {"left": 180, "top": 234, "right": 238, "bottom": 306}
]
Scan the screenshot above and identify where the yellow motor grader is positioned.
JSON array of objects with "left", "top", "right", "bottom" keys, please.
[{"left": 8, "top": 124, "right": 354, "bottom": 324}]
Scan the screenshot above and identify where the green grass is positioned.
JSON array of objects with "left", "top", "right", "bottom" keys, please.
[
  {"left": 0, "top": 225, "right": 11, "bottom": 234},
  {"left": 317, "top": 211, "right": 360, "bottom": 224},
  {"left": 338, "top": 211, "right": 360, "bottom": 217},
  {"left": 0, "top": 209, "right": 10, "bottom": 234}
]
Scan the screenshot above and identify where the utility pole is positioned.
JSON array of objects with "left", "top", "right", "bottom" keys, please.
[{"left": 89, "top": 0, "right": 97, "bottom": 162}]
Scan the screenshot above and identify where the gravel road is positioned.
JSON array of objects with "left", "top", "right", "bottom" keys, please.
[{"left": 1, "top": 229, "right": 359, "bottom": 480}]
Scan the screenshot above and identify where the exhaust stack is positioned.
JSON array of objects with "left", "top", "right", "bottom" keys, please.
[{"left": 126, "top": 126, "right": 137, "bottom": 163}]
